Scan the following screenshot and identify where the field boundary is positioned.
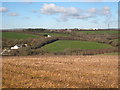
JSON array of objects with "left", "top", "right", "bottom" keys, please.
[{"left": 53, "top": 48, "right": 119, "bottom": 55}]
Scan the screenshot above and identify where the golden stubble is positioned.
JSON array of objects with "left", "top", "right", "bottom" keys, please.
[{"left": 2, "top": 55, "right": 118, "bottom": 88}]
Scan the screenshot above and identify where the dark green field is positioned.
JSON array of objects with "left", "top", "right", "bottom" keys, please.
[
  {"left": 113, "top": 39, "right": 120, "bottom": 41},
  {"left": 42, "top": 40, "right": 112, "bottom": 52},
  {"left": 2, "top": 32, "right": 38, "bottom": 39},
  {"left": 40, "top": 33, "right": 70, "bottom": 37},
  {"left": 74, "top": 30, "right": 119, "bottom": 34}
]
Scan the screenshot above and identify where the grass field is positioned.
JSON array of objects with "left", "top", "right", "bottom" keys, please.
[
  {"left": 74, "top": 30, "right": 119, "bottom": 34},
  {"left": 42, "top": 40, "right": 112, "bottom": 52},
  {"left": 2, "top": 55, "right": 118, "bottom": 88},
  {"left": 113, "top": 39, "right": 120, "bottom": 42},
  {"left": 40, "top": 33, "right": 70, "bottom": 37},
  {"left": 2, "top": 32, "right": 38, "bottom": 39}
]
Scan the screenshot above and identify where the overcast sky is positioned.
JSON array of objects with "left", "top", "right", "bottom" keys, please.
[{"left": 0, "top": 2, "right": 118, "bottom": 29}]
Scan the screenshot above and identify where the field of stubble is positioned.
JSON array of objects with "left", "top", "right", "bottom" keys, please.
[{"left": 2, "top": 55, "right": 118, "bottom": 88}]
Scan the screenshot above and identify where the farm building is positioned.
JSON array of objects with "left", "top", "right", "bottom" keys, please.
[
  {"left": 10, "top": 44, "right": 28, "bottom": 50},
  {"left": 92, "top": 28, "right": 99, "bottom": 30},
  {"left": 11, "top": 45, "right": 21, "bottom": 50},
  {"left": 47, "top": 35, "right": 51, "bottom": 37},
  {"left": 43, "top": 34, "right": 51, "bottom": 37}
]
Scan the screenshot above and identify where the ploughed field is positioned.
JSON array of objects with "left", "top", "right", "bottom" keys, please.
[{"left": 2, "top": 55, "right": 118, "bottom": 88}]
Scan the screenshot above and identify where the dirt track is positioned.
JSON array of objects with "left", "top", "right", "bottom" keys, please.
[{"left": 2, "top": 55, "right": 118, "bottom": 88}]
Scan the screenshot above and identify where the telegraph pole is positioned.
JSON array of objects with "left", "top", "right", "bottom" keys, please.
[{"left": 108, "top": 23, "right": 109, "bottom": 30}]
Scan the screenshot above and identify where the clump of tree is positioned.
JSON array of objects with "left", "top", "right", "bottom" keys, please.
[
  {"left": 2, "top": 38, "right": 18, "bottom": 49},
  {"left": 10, "top": 47, "right": 32, "bottom": 56},
  {"left": 24, "top": 28, "right": 47, "bottom": 33},
  {"left": 29, "top": 37, "right": 59, "bottom": 49}
]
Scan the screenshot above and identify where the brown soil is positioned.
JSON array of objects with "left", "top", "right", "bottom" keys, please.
[{"left": 2, "top": 55, "right": 118, "bottom": 88}]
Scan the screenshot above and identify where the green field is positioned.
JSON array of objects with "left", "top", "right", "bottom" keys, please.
[
  {"left": 113, "top": 39, "right": 120, "bottom": 42},
  {"left": 42, "top": 40, "right": 112, "bottom": 52},
  {"left": 100, "top": 52, "right": 119, "bottom": 55},
  {"left": 2, "top": 32, "right": 38, "bottom": 39},
  {"left": 74, "top": 30, "right": 119, "bottom": 34},
  {"left": 40, "top": 33, "right": 70, "bottom": 37}
]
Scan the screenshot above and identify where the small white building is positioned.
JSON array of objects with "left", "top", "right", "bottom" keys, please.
[
  {"left": 92, "top": 28, "right": 99, "bottom": 30},
  {"left": 11, "top": 45, "right": 21, "bottom": 50},
  {"left": 47, "top": 35, "right": 51, "bottom": 37}
]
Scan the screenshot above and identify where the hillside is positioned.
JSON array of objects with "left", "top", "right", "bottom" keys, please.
[{"left": 42, "top": 40, "right": 113, "bottom": 52}]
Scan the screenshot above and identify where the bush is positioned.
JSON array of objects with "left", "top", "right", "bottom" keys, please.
[
  {"left": 111, "top": 40, "right": 119, "bottom": 47},
  {"left": 10, "top": 47, "right": 32, "bottom": 56},
  {"left": 31, "top": 48, "right": 47, "bottom": 55}
]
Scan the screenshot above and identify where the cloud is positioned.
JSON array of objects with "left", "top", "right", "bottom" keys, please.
[
  {"left": 102, "top": 6, "right": 111, "bottom": 15},
  {"left": 41, "top": 4, "right": 111, "bottom": 22},
  {"left": 88, "top": 8, "right": 97, "bottom": 13},
  {"left": 41, "top": 4, "right": 66, "bottom": 15},
  {"left": 41, "top": 3, "right": 89, "bottom": 21},
  {"left": 9, "top": 12, "right": 19, "bottom": 16},
  {"left": 88, "top": 6, "right": 111, "bottom": 15},
  {"left": 41, "top": 3, "right": 80, "bottom": 15},
  {"left": 0, "top": 7, "right": 8, "bottom": 12}
]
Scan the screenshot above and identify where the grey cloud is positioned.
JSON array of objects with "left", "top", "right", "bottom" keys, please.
[
  {"left": 9, "top": 12, "right": 19, "bottom": 16},
  {"left": 0, "top": 7, "right": 8, "bottom": 12}
]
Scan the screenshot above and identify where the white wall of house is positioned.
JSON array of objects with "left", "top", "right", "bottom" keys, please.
[
  {"left": 11, "top": 45, "right": 20, "bottom": 50},
  {"left": 48, "top": 35, "right": 51, "bottom": 37}
]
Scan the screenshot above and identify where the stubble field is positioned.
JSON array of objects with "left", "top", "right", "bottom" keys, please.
[{"left": 2, "top": 55, "right": 118, "bottom": 88}]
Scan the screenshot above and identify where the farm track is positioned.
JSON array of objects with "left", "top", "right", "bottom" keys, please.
[{"left": 2, "top": 55, "right": 118, "bottom": 88}]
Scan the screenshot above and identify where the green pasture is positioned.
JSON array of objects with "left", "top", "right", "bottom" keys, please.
[
  {"left": 42, "top": 40, "right": 112, "bottom": 52},
  {"left": 74, "top": 30, "right": 119, "bottom": 34},
  {"left": 113, "top": 39, "right": 120, "bottom": 42},
  {"left": 2, "top": 32, "right": 38, "bottom": 39}
]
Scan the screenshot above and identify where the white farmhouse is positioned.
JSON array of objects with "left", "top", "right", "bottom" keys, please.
[
  {"left": 11, "top": 45, "right": 20, "bottom": 50},
  {"left": 92, "top": 28, "right": 99, "bottom": 30},
  {"left": 47, "top": 35, "right": 51, "bottom": 37}
]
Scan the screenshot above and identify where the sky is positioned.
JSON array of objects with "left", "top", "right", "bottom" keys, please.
[
  {"left": 0, "top": 0, "right": 119, "bottom": 2},
  {"left": 0, "top": 1, "right": 118, "bottom": 29}
]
